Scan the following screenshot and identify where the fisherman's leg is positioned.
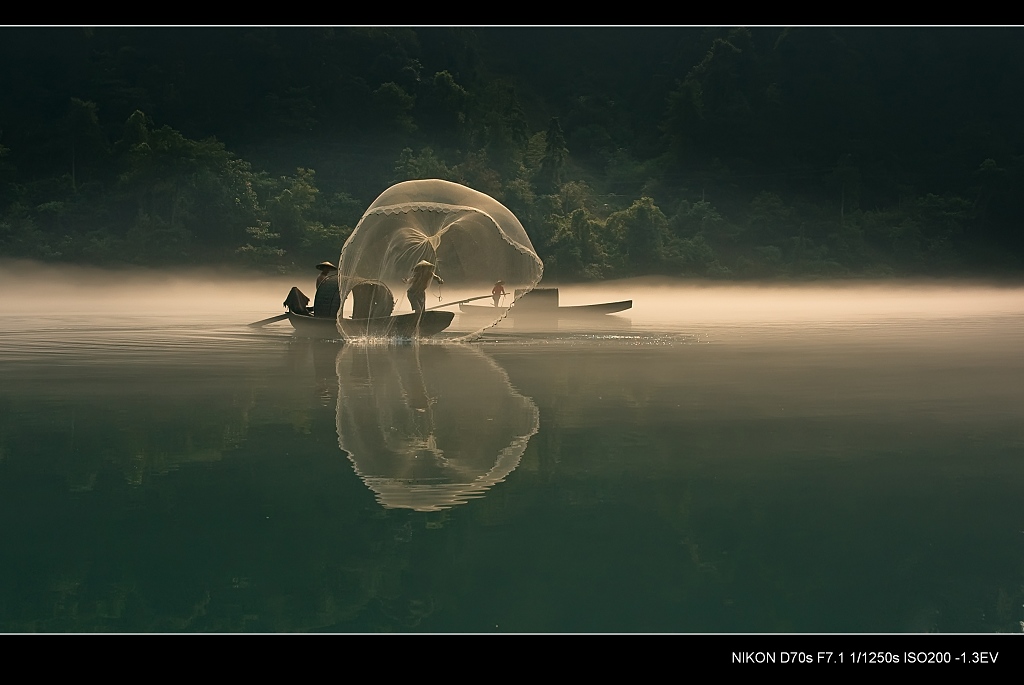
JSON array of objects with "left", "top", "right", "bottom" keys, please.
[{"left": 408, "top": 289, "right": 424, "bottom": 313}]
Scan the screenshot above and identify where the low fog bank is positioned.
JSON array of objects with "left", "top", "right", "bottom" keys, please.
[
  {"left": 0, "top": 258, "right": 299, "bottom": 316},
  {"left": 552, "top": 275, "right": 1024, "bottom": 327},
  {"left": 4, "top": 259, "right": 1024, "bottom": 326}
]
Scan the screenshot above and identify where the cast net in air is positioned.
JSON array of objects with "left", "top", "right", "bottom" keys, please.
[{"left": 335, "top": 179, "right": 544, "bottom": 341}]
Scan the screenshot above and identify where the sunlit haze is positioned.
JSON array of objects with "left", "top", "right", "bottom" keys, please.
[{"left": 4, "top": 259, "right": 1023, "bottom": 334}]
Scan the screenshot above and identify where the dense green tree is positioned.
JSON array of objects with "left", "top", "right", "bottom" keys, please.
[
  {"left": 606, "top": 197, "right": 671, "bottom": 273},
  {"left": 451, "top": 150, "right": 503, "bottom": 200},
  {"left": 562, "top": 95, "right": 628, "bottom": 166},
  {"left": 2, "top": 27, "right": 1024, "bottom": 277},
  {"left": 415, "top": 71, "right": 470, "bottom": 150},
  {"left": 116, "top": 114, "right": 260, "bottom": 255},
  {"left": 393, "top": 147, "right": 453, "bottom": 183},
  {"left": 747, "top": 191, "right": 793, "bottom": 245},
  {"left": 535, "top": 118, "right": 568, "bottom": 194},
  {"left": 672, "top": 198, "right": 728, "bottom": 239},
  {"left": 474, "top": 80, "right": 528, "bottom": 177},
  {"left": 265, "top": 168, "right": 320, "bottom": 248},
  {"left": 670, "top": 233, "right": 728, "bottom": 277},
  {"left": 235, "top": 220, "right": 285, "bottom": 268},
  {"left": 371, "top": 82, "right": 417, "bottom": 137},
  {"left": 62, "top": 99, "right": 109, "bottom": 192},
  {"left": 831, "top": 154, "right": 862, "bottom": 221},
  {"left": 547, "top": 208, "right": 610, "bottom": 280},
  {"left": 0, "top": 135, "right": 15, "bottom": 206},
  {"left": 663, "top": 29, "right": 779, "bottom": 170}
]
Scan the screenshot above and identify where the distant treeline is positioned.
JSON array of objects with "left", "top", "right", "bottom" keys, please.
[{"left": 1, "top": 26, "right": 1023, "bottom": 279}]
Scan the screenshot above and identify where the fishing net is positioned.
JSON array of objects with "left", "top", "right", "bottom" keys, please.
[
  {"left": 336, "top": 344, "right": 539, "bottom": 511},
  {"left": 336, "top": 179, "right": 544, "bottom": 341}
]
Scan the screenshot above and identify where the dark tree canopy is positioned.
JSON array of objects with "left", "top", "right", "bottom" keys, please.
[{"left": 2, "top": 26, "right": 1023, "bottom": 277}]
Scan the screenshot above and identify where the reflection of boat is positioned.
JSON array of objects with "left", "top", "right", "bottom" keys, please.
[
  {"left": 335, "top": 344, "right": 538, "bottom": 511},
  {"left": 459, "top": 288, "right": 631, "bottom": 319},
  {"left": 286, "top": 311, "right": 454, "bottom": 338},
  {"left": 285, "top": 279, "right": 454, "bottom": 339}
]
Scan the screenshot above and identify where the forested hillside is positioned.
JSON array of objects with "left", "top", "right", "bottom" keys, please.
[{"left": 2, "top": 26, "right": 1022, "bottom": 279}]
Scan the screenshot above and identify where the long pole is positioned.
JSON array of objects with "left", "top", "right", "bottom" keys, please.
[
  {"left": 248, "top": 313, "right": 289, "bottom": 327},
  {"left": 424, "top": 295, "right": 494, "bottom": 311}
]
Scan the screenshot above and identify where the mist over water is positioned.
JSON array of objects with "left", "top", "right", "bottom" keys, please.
[
  {"left": 2, "top": 259, "right": 1024, "bottom": 632},
  {"left": 5, "top": 258, "right": 1023, "bottom": 337}
]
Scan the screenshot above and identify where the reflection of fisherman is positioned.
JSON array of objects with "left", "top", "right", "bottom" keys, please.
[
  {"left": 491, "top": 280, "right": 506, "bottom": 307},
  {"left": 403, "top": 260, "right": 443, "bottom": 314}
]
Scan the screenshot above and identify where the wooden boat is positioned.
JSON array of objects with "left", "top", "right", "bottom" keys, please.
[
  {"left": 278, "top": 278, "right": 455, "bottom": 339},
  {"left": 288, "top": 310, "right": 455, "bottom": 338},
  {"left": 460, "top": 300, "right": 632, "bottom": 317},
  {"left": 459, "top": 288, "right": 631, "bottom": 319}
]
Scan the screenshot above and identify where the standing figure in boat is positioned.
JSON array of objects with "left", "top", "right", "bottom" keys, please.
[
  {"left": 491, "top": 280, "right": 506, "bottom": 307},
  {"left": 404, "top": 260, "right": 443, "bottom": 314}
]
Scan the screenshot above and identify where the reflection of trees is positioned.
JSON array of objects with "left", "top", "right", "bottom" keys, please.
[
  {"left": 0, "top": 338, "right": 542, "bottom": 632},
  {"left": 336, "top": 343, "right": 539, "bottom": 511},
  {"left": 0, "top": 372, "right": 255, "bottom": 492},
  {"left": 0, "top": 339, "right": 404, "bottom": 632}
]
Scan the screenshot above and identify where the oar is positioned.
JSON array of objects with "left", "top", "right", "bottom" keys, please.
[
  {"left": 248, "top": 313, "right": 289, "bottom": 327},
  {"left": 425, "top": 295, "right": 494, "bottom": 311}
]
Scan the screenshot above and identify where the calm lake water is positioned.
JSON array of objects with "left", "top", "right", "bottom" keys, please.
[{"left": 2, "top": 264, "right": 1024, "bottom": 633}]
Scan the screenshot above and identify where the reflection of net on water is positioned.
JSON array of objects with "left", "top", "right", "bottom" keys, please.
[
  {"left": 335, "top": 343, "right": 539, "bottom": 511},
  {"left": 336, "top": 180, "right": 544, "bottom": 341}
]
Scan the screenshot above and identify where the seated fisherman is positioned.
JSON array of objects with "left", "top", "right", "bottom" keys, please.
[
  {"left": 313, "top": 267, "right": 341, "bottom": 319},
  {"left": 284, "top": 261, "right": 339, "bottom": 316},
  {"left": 316, "top": 261, "right": 337, "bottom": 289}
]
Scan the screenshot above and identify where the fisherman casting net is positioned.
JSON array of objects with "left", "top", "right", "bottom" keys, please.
[{"left": 335, "top": 179, "right": 544, "bottom": 341}]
